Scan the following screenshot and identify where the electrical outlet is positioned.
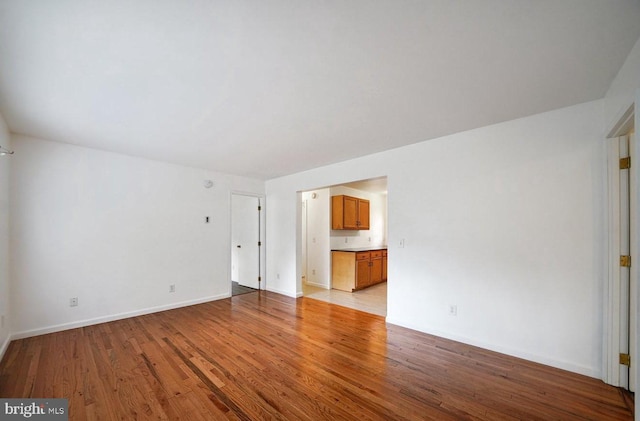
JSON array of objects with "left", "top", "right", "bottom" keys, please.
[
  {"left": 449, "top": 305, "right": 457, "bottom": 316},
  {"left": 344, "top": 238, "right": 348, "bottom": 243},
  {"left": 312, "top": 269, "right": 316, "bottom": 275},
  {"left": 205, "top": 216, "right": 210, "bottom": 223},
  {"left": 399, "top": 239, "right": 405, "bottom": 248},
  {"left": 368, "top": 237, "right": 371, "bottom": 242},
  {"left": 70, "top": 297, "right": 78, "bottom": 307},
  {"left": 169, "top": 284, "right": 176, "bottom": 293},
  {"left": 277, "top": 273, "right": 280, "bottom": 279}
]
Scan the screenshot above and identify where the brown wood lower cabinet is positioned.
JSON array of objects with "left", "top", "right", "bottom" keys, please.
[
  {"left": 369, "top": 250, "right": 383, "bottom": 286},
  {"left": 332, "top": 249, "right": 387, "bottom": 292},
  {"left": 356, "top": 252, "right": 371, "bottom": 289}
]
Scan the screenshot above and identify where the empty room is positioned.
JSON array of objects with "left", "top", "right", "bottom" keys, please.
[{"left": 1, "top": 1, "right": 640, "bottom": 420}]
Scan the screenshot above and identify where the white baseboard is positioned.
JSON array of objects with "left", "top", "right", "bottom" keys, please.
[
  {"left": 0, "top": 334, "right": 11, "bottom": 363},
  {"left": 12, "top": 294, "right": 230, "bottom": 340},
  {"left": 305, "top": 281, "right": 329, "bottom": 289},
  {"left": 385, "top": 316, "right": 599, "bottom": 379},
  {"left": 266, "top": 286, "right": 299, "bottom": 298}
]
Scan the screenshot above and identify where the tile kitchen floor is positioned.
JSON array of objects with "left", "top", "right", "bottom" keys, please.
[{"left": 302, "top": 281, "right": 386, "bottom": 317}]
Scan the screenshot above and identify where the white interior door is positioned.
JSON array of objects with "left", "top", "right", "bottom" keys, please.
[
  {"left": 607, "top": 133, "right": 636, "bottom": 392},
  {"left": 231, "top": 194, "right": 260, "bottom": 289},
  {"left": 629, "top": 131, "right": 636, "bottom": 392},
  {"left": 619, "top": 132, "right": 637, "bottom": 393},
  {"left": 619, "top": 135, "right": 632, "bottom": 390}
]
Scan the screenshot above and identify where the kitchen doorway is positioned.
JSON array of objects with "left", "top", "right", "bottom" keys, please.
[{"left": 300, "top": 177, "right": 388, "bottom": 316}]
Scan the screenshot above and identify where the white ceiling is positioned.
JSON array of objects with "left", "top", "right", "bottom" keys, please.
[{"left": 0, "top": 1, "right": 639, "bottom": 180}]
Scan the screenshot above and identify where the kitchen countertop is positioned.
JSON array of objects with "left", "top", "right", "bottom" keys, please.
[{"left": 331, "top": 246, "right": 387, "bottom": 252}]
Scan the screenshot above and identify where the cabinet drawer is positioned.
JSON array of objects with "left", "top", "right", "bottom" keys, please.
[
  {"left": 370, "top": 250, "right": 383, "bottom": 258},
  {"left": 356, "top": 252, "right": 370, "bottom": 261}
]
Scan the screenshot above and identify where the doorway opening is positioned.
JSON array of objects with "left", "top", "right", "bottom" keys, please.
[
  {"left": 231, "top": 193, "right": 264, "bottom": 296},
  {"left": 300, "top": 177, "right": 388, "bottom": 316}
]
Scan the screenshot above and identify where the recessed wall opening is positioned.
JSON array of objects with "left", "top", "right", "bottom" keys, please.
[{"left": 299, "top": 176, "right": 388, "bottom": 316}]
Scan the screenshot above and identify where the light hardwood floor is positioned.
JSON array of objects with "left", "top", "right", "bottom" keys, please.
[
  {"left": 303, "top": 281, "right": 386, "bottom": 316},
  {"left": 0, "top": 291, "right": 634, "bottom": 420}
]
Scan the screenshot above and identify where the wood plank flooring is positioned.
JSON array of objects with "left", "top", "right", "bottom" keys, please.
[{"left": 0, "top": 291, "right": 634, "bottom": 420}]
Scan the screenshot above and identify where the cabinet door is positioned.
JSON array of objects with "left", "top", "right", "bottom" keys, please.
[
  {"left": 370, "top": 257, "right": 382, "bottom": 284},
  {"left": 358, "top": 199, "right": 370, "bottom": 230},
  {"left": 356, "top": 259, "right": 371, "bottom": 289},
  {"left": 355, "top": 252, "right": 371, "bottom": 289},
  {"left": 331, "top": 196, "right": 344, "bottom": 230},
  {"left": 343, "top": 196, "right": 359, "bottom": 229}
]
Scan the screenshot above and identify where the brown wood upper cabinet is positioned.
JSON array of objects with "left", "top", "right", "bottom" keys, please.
[{"left": 332, "top": 195, "right": 370, "bottom": 230}]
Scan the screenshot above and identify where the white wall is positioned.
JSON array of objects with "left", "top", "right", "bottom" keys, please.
[
  {"left": 10, "top": 135, "right": 263, "bottom": 337},
  {"left": 266, "top": 99, "right": 606, "bottom": 377},
  {"left": 330, "top": 186, "right": 387, "bottom": 249},
  {"left": 0, "top": 112, "right": 11, "bottom": 358},
  {"left": 605, "top": 35, "right": 640, "bottom": 131}
]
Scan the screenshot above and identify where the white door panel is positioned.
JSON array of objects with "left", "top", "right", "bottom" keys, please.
[{"left": 232, "top": 194, "right": 260, "bottom": 289}]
